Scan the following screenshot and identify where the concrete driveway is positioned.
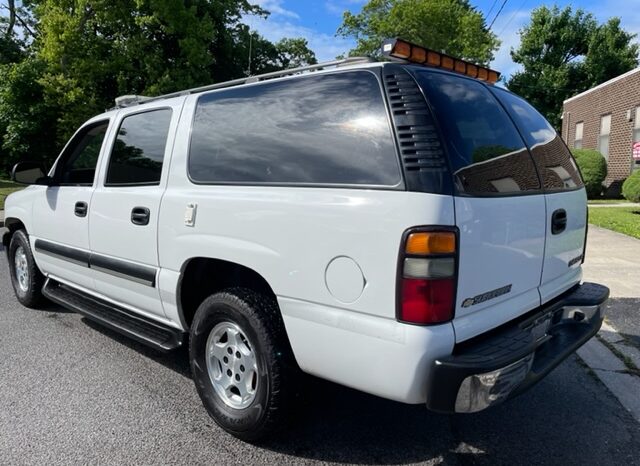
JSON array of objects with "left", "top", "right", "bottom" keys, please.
[{"left": 1, "top": 235, "right": 640, "bottom": 464}]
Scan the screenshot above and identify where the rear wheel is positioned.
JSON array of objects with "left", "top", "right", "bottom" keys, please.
[
  {"left": 8, "top": 230, "right": 46, "bottom": 308},
  {"left": 189, "top": 288, "right": 298, "bottom": 441}
]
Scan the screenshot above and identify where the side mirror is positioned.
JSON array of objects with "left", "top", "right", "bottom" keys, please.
[{"left": 11, "top": 161, "right": 52, "bottom": 185}]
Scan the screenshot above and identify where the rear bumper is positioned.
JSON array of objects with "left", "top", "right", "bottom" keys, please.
[{"left": 426, "top": 282, "right": 609, "bottom": 413}]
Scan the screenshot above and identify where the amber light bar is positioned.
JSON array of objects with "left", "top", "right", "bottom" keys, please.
[{"left": 381, "top": 38, "right": 500, "bottom": 84}]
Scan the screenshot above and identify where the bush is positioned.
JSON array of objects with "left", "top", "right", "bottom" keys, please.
[
  {"left": 622, "top": 170, "right": 640, "bottom": 202},
  {"left": 572, "top": 149, "right": 607, "bottom": 198}
]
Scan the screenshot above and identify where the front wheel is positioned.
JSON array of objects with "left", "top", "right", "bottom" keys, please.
[
  {"left": 8, "top": 229, "right": 46, "bottom": 308},
  {"left": 189, "top": 288, "right": 298, "bottom": 441}
]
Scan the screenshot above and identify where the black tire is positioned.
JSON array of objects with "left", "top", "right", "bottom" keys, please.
[
  {"left": 189, "top": 288, "right": 298, "bottom": 441},
  {"left": 8, "top": 229, "right": 46, "bottom": 308}
]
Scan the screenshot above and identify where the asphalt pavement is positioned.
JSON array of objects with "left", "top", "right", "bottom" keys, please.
[{"left": 1, "top": 243, "right": 639, "bottom": 465}]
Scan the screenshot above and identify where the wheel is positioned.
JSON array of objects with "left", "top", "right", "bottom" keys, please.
[
  {"left": 190, "top": 288, "right": 298, "bottom": 441},
  {"left": 8, "top": 229, "right": 46, "bottom": 308}
]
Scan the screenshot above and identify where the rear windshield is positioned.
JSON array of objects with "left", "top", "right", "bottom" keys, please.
[
  {"left": 413, "top": 71, "right": 541, "bottom": 196},
  {"left": 491, "top": 88, "right": 583, "bottom": 191},
  {"left": 188, "top": 71, "right": 401, "bottom": 187}
]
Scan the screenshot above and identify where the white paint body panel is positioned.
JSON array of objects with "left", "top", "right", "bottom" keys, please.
[
  {"left": 31, "top": 186, "right": 96, "bottom": 291},
  {"left": 279, "top": 296, "right": 455, "bottom": 403},
  {"left": 452, "top": 195, "right": 546, "bottom": 342},
  {"left": 539, "top": 189, "right": 587, "bottom": 302}
]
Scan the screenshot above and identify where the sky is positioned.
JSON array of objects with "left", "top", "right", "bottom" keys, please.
[{"left": 245, "top": 0, "right": 640, "bottom": 81}]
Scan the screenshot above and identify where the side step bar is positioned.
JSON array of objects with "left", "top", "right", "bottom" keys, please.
[{"left": 43, "top": 279, "right": 186, "bottom": 352}]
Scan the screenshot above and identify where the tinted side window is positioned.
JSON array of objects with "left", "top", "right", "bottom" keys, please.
[
  {"left": 106, "top": 109, "right": 172, "bottom": 186},
  {"left": 58, "top": 121, "right": 109, "bottom": 186},
  {"left": 414, "top": 71, "right": 540, "bottom": 195},
  {"left": 492, "top": 88, "right": 583, "bottom": 191},
  {"left": 189, "top": 71, "right": 401, "bottom": 186}
]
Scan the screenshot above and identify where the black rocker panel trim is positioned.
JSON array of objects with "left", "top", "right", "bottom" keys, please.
[
  {"left": 90, "top": 253, "right": 157, "bottom": 287},
  {"left": 34, "top": 239, "right": 156, "bottom": 287},
  {"left": 35, "top": 239, "right": 90, "bottom": 267}
]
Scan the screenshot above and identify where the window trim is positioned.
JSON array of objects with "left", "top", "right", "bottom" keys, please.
[
  {"left": 54, "top": 119, "right": 112, "bottom": 187},
  {"left": 632, "top": 106, "right": 640, "bottom": 143},
  {"left": 633, "top": 106, "right": 640, "bottom": 170},
  {"left": 574, "top": 121, "right": 584, "bottom": 149},
  {"left": 598, "top": 113, "right": 612, "bottom": 161},
  {"left": 103, "top": 106, "right": 173, "bottom": 188},
  {"left": 185, "top": 68, "right": 405, "bottom": 191}
]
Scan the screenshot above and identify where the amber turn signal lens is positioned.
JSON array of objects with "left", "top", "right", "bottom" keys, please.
[{"left": 405, "top": 232, "right": 456, "bottom": 255}]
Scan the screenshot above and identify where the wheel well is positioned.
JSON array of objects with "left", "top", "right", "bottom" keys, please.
[
  {"left": 178, "top": 257, "right": 277, "bottom": 329},
  {"left": 1, "top": 218, "right": 26, "bottom": 248}
]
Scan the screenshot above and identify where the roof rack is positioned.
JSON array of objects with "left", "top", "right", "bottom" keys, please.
[{"left": 113, "top": 56, "right": 373, "bottom": 109}]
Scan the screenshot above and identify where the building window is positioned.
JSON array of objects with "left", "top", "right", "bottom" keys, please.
[
  {"left": 634, "top": 107, "right": 640, "bottom": 170},
  {"left": 598, "top": 114, "right": 611, "bottom": 160},
  {"left": 574, "top": 122, "right": 583, "bottom": 149}
]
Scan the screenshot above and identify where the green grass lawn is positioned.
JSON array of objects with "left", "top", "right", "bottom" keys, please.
[
  {"left": 587, "top": 199, "right": 635, "bottom": 204},
  {"left": 0, "top": 179, "right": 23, "bottom": 210},
  {"left": 589, "top": 206, "right": 640, "bottom": 240}
]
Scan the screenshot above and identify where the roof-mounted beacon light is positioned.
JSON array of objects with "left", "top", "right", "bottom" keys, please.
[{"left": 381, "top": 38, "right": 500, "bottom": 84}]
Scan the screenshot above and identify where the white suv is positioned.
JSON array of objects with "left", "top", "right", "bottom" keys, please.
[{"left": 2, "top": 39, "right": 609, "bottom": 441}]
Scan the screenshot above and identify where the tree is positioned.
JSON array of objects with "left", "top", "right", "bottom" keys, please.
[
  {"left": 30, "top": 0, "right": 316, "bottom": 149},
  {"left": 337, "top": 0, "right": 499, "bottom": 65},
  {"left": 0, "top": 58, "right": 58, "bottom": 171},
  {"left": 0, "top": 1, "right": 317, "bottom": 174},
  {"left": 0, "top": 0, "right": 35, "bottom": 65},
  {"left": 508, "top": 6, "right": 639, "bottom": 129}
]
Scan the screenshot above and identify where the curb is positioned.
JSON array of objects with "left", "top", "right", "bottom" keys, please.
[{"left": 577, "top": 321, "right": 640, "bottom": 422}]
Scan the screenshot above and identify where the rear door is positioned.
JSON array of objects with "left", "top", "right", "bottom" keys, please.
[
  {"left": 493, "top": 88, "right": 586, "bottom": 303},
  {"left": 412, "top": 70, "right": 546, "bottom": 342}
]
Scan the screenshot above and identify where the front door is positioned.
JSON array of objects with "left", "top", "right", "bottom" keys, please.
[
  {"left": 31, "top": 120, "right": 112, "bottom": 290},
  {"left": 89, "top": 105, "right": 178, "bottom": 319}
]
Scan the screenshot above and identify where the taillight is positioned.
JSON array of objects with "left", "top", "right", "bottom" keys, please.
[{"left": 397, "top": 229, "right": 457, "bottom": 325}]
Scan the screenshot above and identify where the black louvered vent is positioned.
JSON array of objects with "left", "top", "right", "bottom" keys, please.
[{"left": 383, "top": 66, "right": 451, "bottom": 194}]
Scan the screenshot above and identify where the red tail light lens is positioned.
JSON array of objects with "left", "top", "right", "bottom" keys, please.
[
  {"left": 397, "top": 228, "right": 457, "bottom": 325},
  {"left": 401, "top": 278, "right": 455, "bottom": 324}
]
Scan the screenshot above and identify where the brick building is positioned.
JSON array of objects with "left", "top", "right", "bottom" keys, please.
[{"left": 562, "top": 67, "right": 640, "bottom": 195}]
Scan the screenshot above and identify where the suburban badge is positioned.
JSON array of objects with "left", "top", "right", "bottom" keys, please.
[{"left": 462, "top": 284, "right": 513, "bottom": 308}]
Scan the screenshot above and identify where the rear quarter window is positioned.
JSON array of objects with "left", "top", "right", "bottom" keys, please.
[
  {"left": 188, "top": 71, "right": 402, "bottom": 187},
  {"left": 491, "top": 88, "right": 583, "bottom": 191},
  {"left": 414, "top": 71, "right": 540, "bottom": 196}
]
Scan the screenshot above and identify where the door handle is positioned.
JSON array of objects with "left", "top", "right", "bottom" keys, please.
[
  {"left": 551, "top": 208, "right": 567, "bottom": 235},
  {"left": 75, "top": 201, "right": 88, "bottom": 217},
  {"left": 131, "top": 207, "right": 150, "bottom": 226}
]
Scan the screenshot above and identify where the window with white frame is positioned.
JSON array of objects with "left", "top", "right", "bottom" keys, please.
[
  {"left": 575, "top": 122, "right": 583, "bottom": 149},
  {"left": 634, "top": 107, "right": 640, "bottom": 170},
  {"left": 598, "top": 114, "right": 611, "bottom": 160}
]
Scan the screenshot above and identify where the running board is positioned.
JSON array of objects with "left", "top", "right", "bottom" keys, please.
[{"left": 43, "top": 279, "right": 185, "bottom": 352}]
